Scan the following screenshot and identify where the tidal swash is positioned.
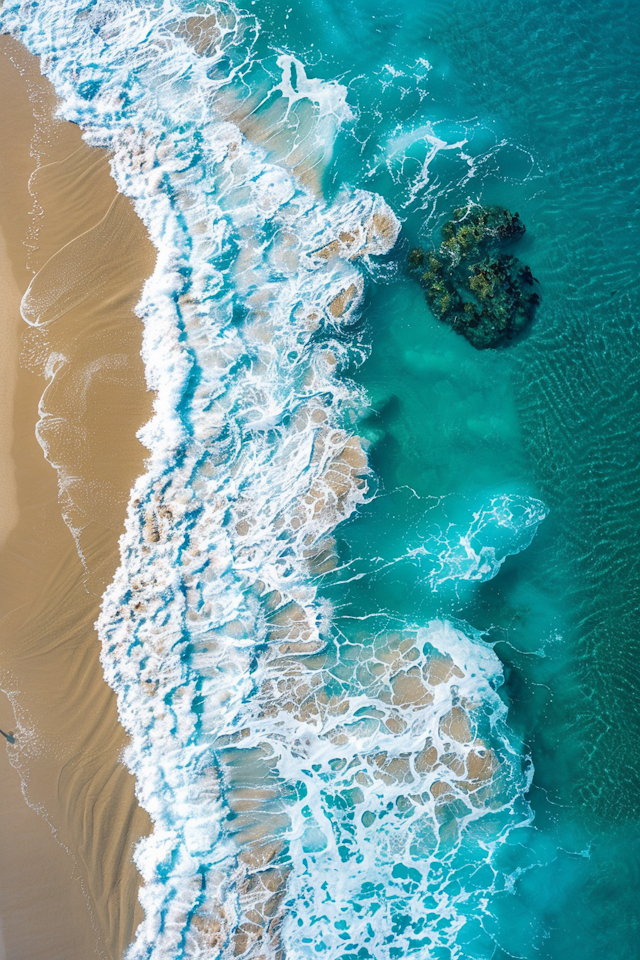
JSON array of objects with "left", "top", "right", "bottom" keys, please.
[{"left": 2, "top": 0, "right": 639, "bottom": 958}]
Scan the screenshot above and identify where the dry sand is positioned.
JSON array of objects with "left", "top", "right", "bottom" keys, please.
[{"left": 0, "top": 36, "right": 155, "bottom": 960}]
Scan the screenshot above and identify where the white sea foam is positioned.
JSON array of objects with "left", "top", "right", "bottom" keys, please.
[
  {"left": 1, "top": 1, "right": 535, "bottom": 957},
  {"left": 416, "top": 494, "right": 547, "bottom": 589}
]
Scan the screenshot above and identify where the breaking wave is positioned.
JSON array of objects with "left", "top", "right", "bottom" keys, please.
[{"left": 1, "top": 1, "right": 541, "bottom": 956}]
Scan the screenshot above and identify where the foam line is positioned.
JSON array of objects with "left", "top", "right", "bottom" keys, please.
[{"left": 0, "top": 2, "right": 536, "bottom": 957}]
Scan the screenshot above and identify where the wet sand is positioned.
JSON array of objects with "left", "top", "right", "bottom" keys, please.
[
  {"left": 0, "top": 37, "right": 155, "bottom": 959},
  {"left": 0, "top": 225, "right": 19, "bottom": 554}
]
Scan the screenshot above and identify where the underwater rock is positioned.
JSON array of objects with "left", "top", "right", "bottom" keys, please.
[{"left": 409, "top": 205, "right": 539, "bottom": 349}]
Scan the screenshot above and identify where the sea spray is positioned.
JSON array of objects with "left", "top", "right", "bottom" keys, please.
[{"left": 1, "top": 1, "right": 539, "bottom": 956}]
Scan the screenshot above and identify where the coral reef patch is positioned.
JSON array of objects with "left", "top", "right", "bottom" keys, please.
[{"left": 409, "top": 205, "right": 540, "bottom": 349}]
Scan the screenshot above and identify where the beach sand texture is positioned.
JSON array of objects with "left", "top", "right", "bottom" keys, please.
[{"left": 0, "top": 36, "right": 154, "bottom": 959}]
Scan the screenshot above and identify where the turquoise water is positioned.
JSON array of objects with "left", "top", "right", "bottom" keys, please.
[
  {"left": 286, "top": 1, "right": 640, "bottom": 954},
  {"left": 2, "top": 0, "right": 639, "bottom": 956},
  {"left": 238, "top": 0, "right": 640, "bottom": 953}
]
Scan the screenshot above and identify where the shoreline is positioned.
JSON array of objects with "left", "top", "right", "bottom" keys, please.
[{"left": 0, "top": 36, "right": 155, "bottom": 959}]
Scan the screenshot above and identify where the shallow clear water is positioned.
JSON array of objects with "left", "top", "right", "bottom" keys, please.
[{"left": 2, "top": 0, "right": 639, "bottom": 956}]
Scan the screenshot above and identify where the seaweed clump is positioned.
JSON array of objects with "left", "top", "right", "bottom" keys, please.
[{"left": 409, "top": 206, "right": 539, "bottom": 349}]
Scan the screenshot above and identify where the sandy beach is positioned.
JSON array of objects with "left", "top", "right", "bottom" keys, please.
[{"left": 0, "top": 36, "right": 155, "bottom": 960}]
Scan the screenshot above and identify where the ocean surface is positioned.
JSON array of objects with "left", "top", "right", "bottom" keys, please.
[{"left": 1, "top": 0, "right": 639, "bottom": 957}]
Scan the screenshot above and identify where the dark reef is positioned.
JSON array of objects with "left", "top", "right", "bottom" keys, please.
[{"left": 409, "top": 205, "right": 539, "bottom": 349}]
